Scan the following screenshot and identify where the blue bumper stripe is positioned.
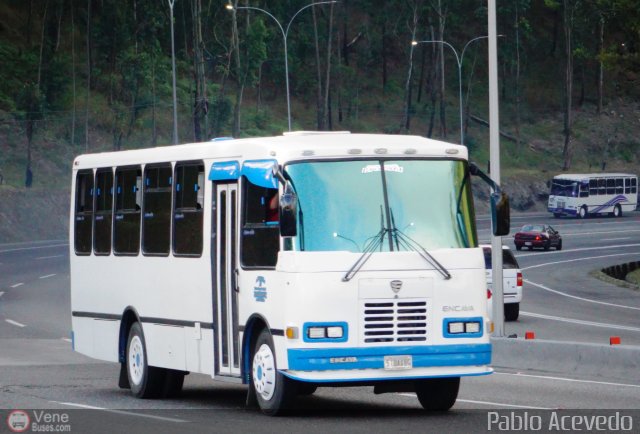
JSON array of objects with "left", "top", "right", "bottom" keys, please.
[{"left": 287, "top": 343, "right": 491, "bottom": 371}]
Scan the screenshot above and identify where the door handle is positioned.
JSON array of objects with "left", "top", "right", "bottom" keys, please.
[{"left": 234, "top": 268, "right": 240, "bottom": 292}]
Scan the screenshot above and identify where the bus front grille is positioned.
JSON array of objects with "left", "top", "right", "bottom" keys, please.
[{"left": 361, "top": 299, "right": 428, "bottom": 344}]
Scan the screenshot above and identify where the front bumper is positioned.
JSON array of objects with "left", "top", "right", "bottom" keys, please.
[{"left": 284, "top": 343, "right": 491, "bottom": 382}]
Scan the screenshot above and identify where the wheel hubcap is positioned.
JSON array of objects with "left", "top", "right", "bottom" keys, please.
[
  {"left": 253, "top": 343, "right": 276, "bottom": 401},
  {"left": 128, "top": 336, "right": 144, "bottom": 385}
]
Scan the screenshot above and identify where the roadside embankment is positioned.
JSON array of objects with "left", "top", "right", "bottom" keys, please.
[{"left": 0, "top": 188, "right": 69, "bottom": 243}]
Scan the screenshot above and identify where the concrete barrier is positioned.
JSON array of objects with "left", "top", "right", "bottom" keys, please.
[{"left": 492, "top": 336, "right": 640, "bottom": 381}]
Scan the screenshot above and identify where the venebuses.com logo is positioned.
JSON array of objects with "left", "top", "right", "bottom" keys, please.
[{"left": 6, "top": 410, "right": 30, "bottom": 433}]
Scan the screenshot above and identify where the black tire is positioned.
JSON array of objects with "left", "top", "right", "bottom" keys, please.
[
  {"left": 415, "top": 377, "right": 460, "bottom": 411},
  {"left": 613, "top": 204, "right": 622, "bottom": 218},
  {"left": 544, "top": 241, "right": 550, "bottom": 251},
  {"left": 556, "top": 240, "right": 563, "bottom": 251},
  {"left": 251, "top": 329, "right": 296, "bottom": 415},
  {"left": 126, "top": 322, "right": 166, "bottom": 399},
  {"left": 515, "top": 244, "right": 522, "bottom": 251},
  {"left": 504, "top": 303, "right": 520, "bottom": 321},
  {"left": 578, "top": 206, "right": 587, "bottom": 219},
  {"left": 553, "top": 213, "right": 562, "bottom": 219},
  {"left": 527, "top": 246, "right": 533, "bottom": 251}
]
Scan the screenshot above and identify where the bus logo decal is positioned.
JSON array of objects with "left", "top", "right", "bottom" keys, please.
[
  {"left": 390, "top": 280, "right": 403, "bottom": 293},
  {"left": 254, "top": 276, "right": 267, "bottom": 302}
]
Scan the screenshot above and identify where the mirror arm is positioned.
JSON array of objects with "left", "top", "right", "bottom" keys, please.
[{"left": 469, "top": 162, "right": 501, "bottom": 193}]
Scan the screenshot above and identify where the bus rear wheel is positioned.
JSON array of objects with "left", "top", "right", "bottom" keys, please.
[
  {"left": 613, "top": 204, "right": 622, "bottom": 218},
  {"left": 251, "top": 329, "right": 296, "bottom": 415},
  {"left": 126, "top": 322, "right": 167, "bottom": 399},
  {"left": 415, "top": 377, "right": 460, "bottom": 411}
]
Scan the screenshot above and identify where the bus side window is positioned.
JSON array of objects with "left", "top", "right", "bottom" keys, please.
[
  {"left": 615, "top": 178, "right": 623, "bottom": 194},
  {"left": 173, "top": 162, "right": 204, "bottom": 256},
  {"left": 632, "top": 178, "right": 637, "bottom": 194},
  {"left": 94, "top": 168, "right": 114, "bottom": 255},
  {"left": 143, "top": 164, "right": 172, "bottom": 256},
  {"left": 74, "top": 170, "right": 94, "bottom": 255},
  {"left": 114, "top": 166, "right": 142, "bottom": 255},
  {"left": 589, "top": 179, "right": 598, "bottom": 196},
  {"left": 241, "top": 180, "right": 279, "bottom": 268}
]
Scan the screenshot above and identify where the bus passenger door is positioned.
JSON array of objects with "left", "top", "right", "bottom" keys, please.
[{"left": 212, "top": 183, "right": 241, "bottom": 377}]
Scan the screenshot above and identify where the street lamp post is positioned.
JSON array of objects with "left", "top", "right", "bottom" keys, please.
[
  {"left": 227, "top": 1, "right": 337, "bottom": 131},
  {"left": 168, "top": 0, "right": 179, "bottom": 145},
  {"left": 411, "top": 36, "right": 494, "bottom": 145}
]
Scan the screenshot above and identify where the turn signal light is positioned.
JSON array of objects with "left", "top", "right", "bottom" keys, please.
[{"left": 517, "top": 272, "right": 523, "bottom": 287}]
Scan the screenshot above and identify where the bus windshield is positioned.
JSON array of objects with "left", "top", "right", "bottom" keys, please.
[
  {"left": 550, "top": 179, "right": 578, "bottom": 197},
  {"left": 284, "top": 159, "right": 478, "bottom": 252}
]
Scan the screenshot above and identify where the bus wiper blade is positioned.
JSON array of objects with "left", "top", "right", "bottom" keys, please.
[
  {"left": 389, "top": 209, "right": 451, "bottom": 280},
  {"left": 343, "top": 206, "right": 387, "bottom": 282},
  {"left": 342, "top": 228, "right": 387, "bottom": 282}
]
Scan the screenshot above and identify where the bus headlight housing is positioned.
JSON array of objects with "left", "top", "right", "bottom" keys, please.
[{"left": 303, "top": 322, "right": 348, "bottom": 342}]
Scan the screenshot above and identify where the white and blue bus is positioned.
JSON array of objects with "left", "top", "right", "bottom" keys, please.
[
  {"left": 548, "top": 173, "right": 638, "bottom": 218},
  {"left": 70, "top": 132, "right": 509, "bottom": 415}
]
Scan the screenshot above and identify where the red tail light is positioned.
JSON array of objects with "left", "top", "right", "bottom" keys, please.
[
  {"left": 487, "top": 289, "right": 492, "bottom": 299},
  {"left": 517, "top": 272, "right": 523, "bottom": 287},
  {"left": 535, "top": 235, "right": 540, "bottom": 241}
]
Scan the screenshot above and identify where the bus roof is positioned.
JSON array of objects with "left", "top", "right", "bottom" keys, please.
[
  {"left": 553, "top": 173, "right": 636, "bottom": 181},
  {"left": 72, "top": 132, "right": 468, "bottom": 169}
]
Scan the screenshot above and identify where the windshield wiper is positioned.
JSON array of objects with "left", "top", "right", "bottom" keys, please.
[
  {"left": 389, "top": 209, "right": 451, "bottom": 280},
  {"left": 342, "top": 206, "right": 387, "bottom": 282}
]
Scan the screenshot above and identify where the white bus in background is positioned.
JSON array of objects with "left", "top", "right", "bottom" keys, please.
[
  {"left": 548, "top": 173, "right": 638, "bottom": 218},
  {"left": 70, "top": 132, "right": 509, "bottom": 415}
]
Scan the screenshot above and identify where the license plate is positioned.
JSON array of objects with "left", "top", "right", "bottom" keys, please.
[
  {"left": 384, "top": 355, "right": 412, "bottom": 370},
  {"left": 525, "top": 242, "right": 532, "bottom": 246}
]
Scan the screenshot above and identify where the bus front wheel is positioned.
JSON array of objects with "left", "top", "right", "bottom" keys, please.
[
  {"left": 415, "top": 377, "right": 460, "bottom": 411},
  {"left": 251, "top": 329, "right": 296, "bottom": 415},
  {"left": 578, "top": 206, "right": 587, "bottom": 219},
  {"left": 126, "top": 322, "right": 167, "bottom": 399}
]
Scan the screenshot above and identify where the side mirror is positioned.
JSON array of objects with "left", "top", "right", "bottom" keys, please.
[
  {"left": 279, "top": 181, "right": 298, "bottom": 237},
  {"left": 491, "top": 191, "right": 510, "bottom": 236}
]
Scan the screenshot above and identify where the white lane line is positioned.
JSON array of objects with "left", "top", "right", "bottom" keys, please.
[
  {"left": 521, "top": 251, "right": 640, "bottom": 269},
  {"left": 35, "top": 255, "right": 64, "bottom": 260},
  {"left": 10, "top": 283, "right": 24, "bottom": 288},
  {"left": 525, "top": 280, "right": 640, "bottom": 311},
  {"left": 54, "top": 402, "right": 188, "bottom": 423},
  {"left": 397, "top": 393, "right": 554, "bottom": 410},
  {"left": 557, "top": 229, "right": 640, "bottom": 236},
  {"left": 521, "top": 310, "right": 640, "bottom": 332},
  {"left": 61, "top": 338, "right": 71, "bottom": 342},
  {"left": 602, "top": 237, "right": 631, "bottom": 241},
  {"left": 0, "top": 243, "right": 68, "bottom": 254},
  {"left": 39, "top": 274, "right": 56, "bottom": 279},
  {"left": 5, "top": 319, "right": 26, "bottom": 327},
  {"left": 0, "top": 291, "right": 4, "bottom": 298},
  {"left": 494, "top": 372, "right": 640, "bottom": 389},
  {"left": 456, "top": 399, "right": 554, "bottom": 410}
]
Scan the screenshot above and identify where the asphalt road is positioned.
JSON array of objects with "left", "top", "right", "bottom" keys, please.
[{"left": 1, "top": 214, "right": 639, "bottom": 432}]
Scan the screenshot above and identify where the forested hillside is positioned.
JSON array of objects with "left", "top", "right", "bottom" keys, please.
[{"left": 0, "top": 0, "right": 639, "bottom": 193}]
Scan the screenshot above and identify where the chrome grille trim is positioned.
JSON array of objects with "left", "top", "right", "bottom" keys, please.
[{"left": 361, "top": 298, "right": 428, "bottom": 344}]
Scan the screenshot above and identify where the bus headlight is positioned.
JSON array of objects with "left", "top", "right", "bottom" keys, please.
[
  {"left": 443, "top": 317, "right": 483, "bottom": 338},
  {"left": 303, "top": 322, "right": 348, "bottom": 342}
]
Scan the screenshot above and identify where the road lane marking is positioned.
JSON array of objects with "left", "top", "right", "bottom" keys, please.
[
  {"left": 35, "top": 255, "right": 64, "bottom": 260},
  {"left": 521, "top": 310, "right": 640, "bottom": 331},
  {"left": 0, "top": 291, "right": 4, "bottom": 298},
  {"left": 54, "top": 402, "right": 188, "bottom": 423},
  {"left": 494, "top": 372, "right": 640, "bottom": 389},
  {"left": 39, "top": 274, "right": 56, "bottom": 279},
  {"left": 5, "top": 319, "right": 26, "bottom": 327},
  {"left": 398, "top": 393, "right": 554, "bottom": 410},
  {"left": 10, "top": 283, "right": 24, "bottom": 288},
  {"left": 521, "top": 251, "right": 640, "bottom": 268},
  {"left": 601, "top": 237, "right": 631, "bottom": 241},
  {"left": 0, "top": 243, "right": 68, "bottom": 254},
  {"left": 525, "top": 279, "right": 640, "bottom": 311},
  {"left": 61, "top": 338, "right": 71, "bottom": 342}
]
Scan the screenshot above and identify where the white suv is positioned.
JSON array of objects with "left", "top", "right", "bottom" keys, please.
[{"left": 481, "top": 245, "right": 523, "bottom": 321}]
